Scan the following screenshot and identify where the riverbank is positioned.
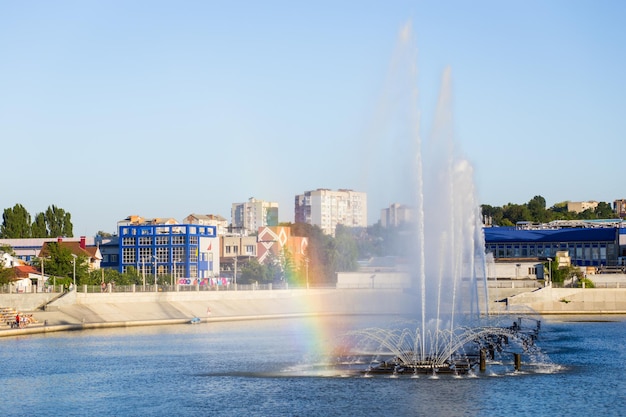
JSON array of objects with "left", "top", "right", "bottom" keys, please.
[
  {"left": 0, "top": 288, "right": 418, "bottom": 338},
  {"left": 1, "top": 286, "right": 625, "bottom": 338}
]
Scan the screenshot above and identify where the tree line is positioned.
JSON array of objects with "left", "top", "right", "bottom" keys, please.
[
  {"left": 0, "top": 196, "right": 618, "bottom": 286},
  {"left": 481, "top": 195, "right": 615, "bottom": 226},
  {"left": 1, "top": 204, "right": 73, "bottom": 238}
]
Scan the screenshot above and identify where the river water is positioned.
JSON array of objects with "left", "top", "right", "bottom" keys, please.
[{"left": 1, "top": 315, "right": 624, "bottom": 417}]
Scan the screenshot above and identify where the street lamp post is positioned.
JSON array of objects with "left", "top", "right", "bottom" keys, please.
[
  {"left": 305, "top": 257, "right": 309, "bottom": 289},
  {"left": 141, "top": 257, "right": 146, "bottom": 291},
  {"left": 153, "top": 255, "right": 158, "bottom": 291},
  {"left": 172, "top": 258, "right": 176, "bottom": 288},
  {"left": 71, "top": 254, "right": 77, "bottom": 290},
  {"left": 39, "top": 254, "right": 45, "bottom": 293},
  {"left": 233, "top": 256, "right": 237, "bottom": 290},
  {"left": 547, "top": 258, "right": 553, "bottom": 287}
]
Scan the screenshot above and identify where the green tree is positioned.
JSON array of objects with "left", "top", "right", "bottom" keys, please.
[
  {"left": 501, "top": 203, "right": 532, "bottom": 225},
  {"left": 0, "top": 244, "right": 15, "bottom": 256},
  {"left": 527, "top": 195, "right": 550, "bottom": 223},
  {"left": 40, "top": 242, "right": 88, "bottom": 285},
  {"left": 290, "top": 222, "right": 336, "bottom": 284},
  {"left": 86, "top": 268, "right": 125, "bottom": 286},
  {"left": 481, "top": 204, "right": 504, "bottom": 226},
  {"left": 239, "top": 258, "right": 270, "bottom": 284},
  {"left": 594, "top": 202, "right": 614, "bottom": 219},
  {"left": 31, "top": 213, "right": 48, "bottom": 237},
  {"left": 1, "top": 204, "right": 32, "bottom": 238},
  {"left": 334, "top": 225, "right": 359, "bottom": 272},
  {"left": 43, "top": 205, "right": 73, "bottom": 237},
  {"left": 0, "top": 263, "right": 13, "bottom": 285},
  {"left": 483, "top": 196, "right": 617, "bottom": 226}
]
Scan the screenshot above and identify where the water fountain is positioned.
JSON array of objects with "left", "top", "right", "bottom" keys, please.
[{"left": 336, "top": 22, "right": 549, "bottom": 376}]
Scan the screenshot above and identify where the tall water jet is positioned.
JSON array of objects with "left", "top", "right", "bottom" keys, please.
[
  {"left": 359, "top": 22, "right": 491, "bottom": 367},
  {"left": 415, "top": 65, "right": 489, "bottom": 339},
  {"left": 332, "top": 23, "right": 551, "bottom": 377}
]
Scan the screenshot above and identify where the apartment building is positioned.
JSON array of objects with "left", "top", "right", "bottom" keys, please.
[
  {"left": 231, "top": 197, "right": 278, "bottom": 235},
  {"left": 380, "top": 203, "right": 414, "bottom": 228},
  {"left": 294, "top": 188, "right": 367, "bottom": 236}
]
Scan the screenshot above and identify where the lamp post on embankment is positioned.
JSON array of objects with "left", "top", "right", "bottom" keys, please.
[
  {"left": 547, "top": 258, "right": 552, "bottom": 287},
  {"left": 71, "top": 254, "right": 77, "bottom": 290},
  {"left": 153, "top": 255, "right": 158, "bottom": 292}
]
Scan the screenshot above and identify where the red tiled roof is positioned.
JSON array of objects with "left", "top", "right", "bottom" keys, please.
[
  {"left": 39, "top": 241, "right": 101, "bottom": 260},
  {"left": 13, "top": 265, "right": 39, "bottom": 279}
]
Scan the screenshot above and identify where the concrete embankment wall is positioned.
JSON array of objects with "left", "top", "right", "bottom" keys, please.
[
  {"left": 40, "top": 288, "right": 420, "bottom": 325},
  {"left": 2, "top": 287, "right": 625, "bottom": 333},
  {"left": 501, "top": 287, "right": 626, "bottom": 314}
]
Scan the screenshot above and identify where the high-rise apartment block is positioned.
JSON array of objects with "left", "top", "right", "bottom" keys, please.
[
  {"left": 380, "top": 203, "right": 414, "bottom": 228},
  {"left": 294, "top": 188, "right": 367, "bottom": 236},
  {"left": 231, "top": 197, "right": 279, "bottom": 235},
  {"left": 614, "top": 199, "right": 626, "bottom": 218}
]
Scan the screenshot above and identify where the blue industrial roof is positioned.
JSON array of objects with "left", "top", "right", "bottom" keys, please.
[{"left": 484, "top": 227, "right": 618, "bottom": 243}]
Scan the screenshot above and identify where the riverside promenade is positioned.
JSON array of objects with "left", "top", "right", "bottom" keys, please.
[{"left": 1, "top": 285, "right": 625, "bottom": 338}]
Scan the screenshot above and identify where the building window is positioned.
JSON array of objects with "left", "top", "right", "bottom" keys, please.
[
  {"left": 139, "top": 248, "right": 152, "bottom": 264},
  {"left": 172, "top": 235, "right": 185, "bottom": 245},
  {"left": 122, "top": 248, "right": 136, "bottom": 264},
  {"left": 156, "top": 236, "right": 169, "bottom": 245},
  {"left": 139, "top": 237, "right": 152, "bottom": 246},
  {"left": 245, "top": 245, "right": 255, "bottom": 255},
  {"left": 156, "top": 246, "right": 168, "bottom": 261},
  {"left": 122, "top": 237, "right": 136, "bottom": 246},
  {"left": 172, "top": 247, "right": 184, "bottom": 262},
  {"left": 591, "top": 246, "right": 599, "bottom": 261}
]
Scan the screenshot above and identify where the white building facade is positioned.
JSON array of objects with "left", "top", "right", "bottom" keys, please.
[
  {"left": 294, "top": 189, "right": 367, "bottom": 236},
  {"left": 380, "top": 203, "right": 414, "bottom": 228},
  {"left": 231, "top": 198, "right": 279, "bottom": 235}
]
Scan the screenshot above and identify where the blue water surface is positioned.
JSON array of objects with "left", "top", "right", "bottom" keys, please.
[{"left": 0, "top": 315, "right": 624, "bottom": 417}]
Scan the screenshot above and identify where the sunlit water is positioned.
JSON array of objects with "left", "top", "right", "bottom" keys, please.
[{"left": 1, "top": 315, "right": 625, "bottom": 417}]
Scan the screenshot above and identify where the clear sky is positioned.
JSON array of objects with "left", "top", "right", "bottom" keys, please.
[{"left": 2, "top": 1, "right": 625, "bottom": 236}]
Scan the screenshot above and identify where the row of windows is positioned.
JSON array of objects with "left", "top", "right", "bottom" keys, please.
[
  {"left": 120, "top": 226, "right": 215, "bottom": 237},
  {"left": 486, "top": 242, "right": 617, "bottom": 262},
  {"left": 121, "top": 247, "right": 200, "bottom": 264},
  {"left": 224, "top": 245, "right": 256, "bottom": 255},
  {"left": 122, "top": 236, "right": 190, "bottom": 246},
  {"left": 121, "top": 264, "right": 200, "bottom": 278}
]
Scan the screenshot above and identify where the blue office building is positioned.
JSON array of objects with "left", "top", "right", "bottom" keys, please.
[
  {"left": 118, "top": 223, "right": 219, "bottom": 284},
  {"left": 484, "top": 226, "right": 622, "bottom": 267}
]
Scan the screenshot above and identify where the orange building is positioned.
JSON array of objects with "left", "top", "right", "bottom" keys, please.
[{"left": 257, "top": 226, "right": 308, "bottom": 268}]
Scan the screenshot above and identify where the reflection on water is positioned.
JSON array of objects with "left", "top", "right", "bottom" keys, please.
[{"left": 0, "top": 316, "right": 625, "bottom": 417}]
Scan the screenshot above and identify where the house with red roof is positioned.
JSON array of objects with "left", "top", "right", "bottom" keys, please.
[{"left": 38, "top": 236, "right": 102, "bottom": 271}]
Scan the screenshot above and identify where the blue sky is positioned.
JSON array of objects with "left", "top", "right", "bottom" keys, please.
[{"left": 2, "top": 1, "right": 624, "bottom": 236}]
